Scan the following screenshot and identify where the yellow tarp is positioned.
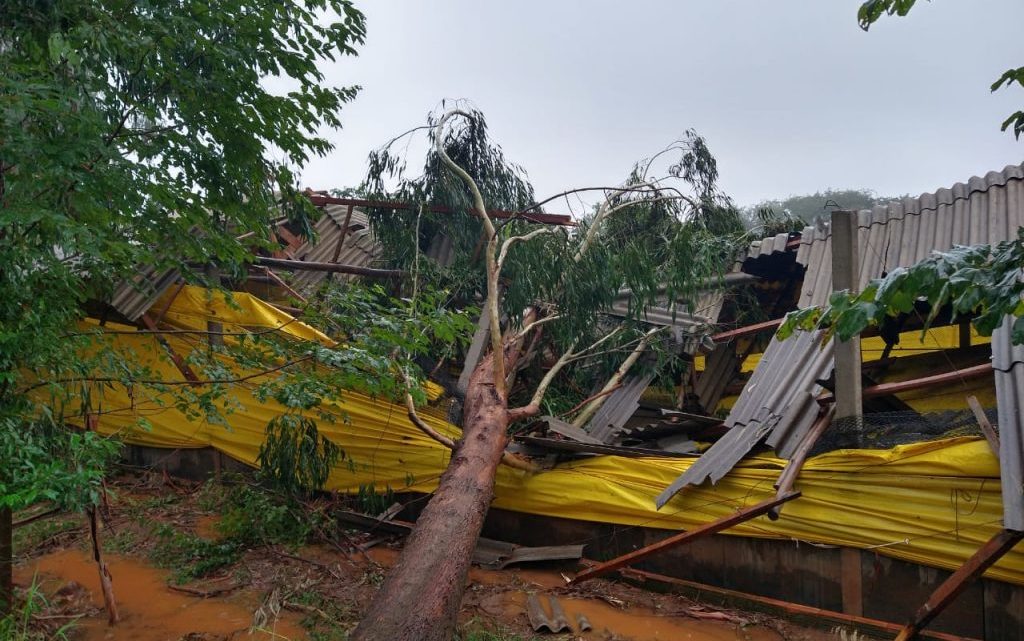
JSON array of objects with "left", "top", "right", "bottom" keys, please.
[{"left": 60, "top": 288, "right": 1024, "bottom": 585}]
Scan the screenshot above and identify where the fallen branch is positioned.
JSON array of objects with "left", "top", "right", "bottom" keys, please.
[{"left": 167, "top": 582, "right": 241, "bottom": 598}]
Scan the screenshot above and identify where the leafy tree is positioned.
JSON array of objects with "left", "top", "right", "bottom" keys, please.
[
  {"left": 0, "top": 0, "right": 366, "bottom": 616},
  {"left": 350, "top": 107, "right": 748, "bottom": 641},
  {"left": 858, "top": 0, "right": 1024, "bottom": 138}
]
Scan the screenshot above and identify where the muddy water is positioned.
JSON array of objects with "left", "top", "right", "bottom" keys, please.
[
  {"left": 367, "top": 548, "right": 786, "bottom": 641},
  {"left": 14, "top": 549, "right": 306, "bottom": 641}
]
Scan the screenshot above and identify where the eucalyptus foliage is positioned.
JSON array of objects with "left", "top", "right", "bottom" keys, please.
[
  {"left": 857, "top": 0, "right": 1024, "bottom": 138},
  {"left": 779, "top": 229, "right": 1024, "bottom": 345},
  {"left": 361, "top": 107, "right": 747, "bottom": 414}
]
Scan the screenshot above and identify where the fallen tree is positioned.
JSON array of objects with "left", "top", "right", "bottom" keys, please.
[{"left": 351, "top": 106, "right": 750, "bottom": 641}]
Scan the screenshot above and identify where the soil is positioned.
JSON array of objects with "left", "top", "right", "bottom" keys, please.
[{"left": 10, "top": 471, "right": 837, "bottom": 641}]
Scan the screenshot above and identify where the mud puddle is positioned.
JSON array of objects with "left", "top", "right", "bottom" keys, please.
[
  {"left": 366, "top": 547, "right": 793, "bottom": 641},
  {"left": 15, "top": 549, "right": 305, "bottom": 641}
]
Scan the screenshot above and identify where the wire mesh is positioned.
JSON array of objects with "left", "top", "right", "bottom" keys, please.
[{"left": 812, "top": 407, "right": 997, "bottom": 456}]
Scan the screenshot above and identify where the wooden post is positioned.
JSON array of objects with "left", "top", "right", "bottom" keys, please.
[
  {"left": 831, "top": 210, "right": 862, "bottom": 421},
  {"left": 966, "top": 395, "right": 999, "bottom": 455},
  {"left": 894, "top": 529, "right": 1023, "bottom": 641},
  {"left": 841, "top": 547, "right": 863, "bottom": 617},
  {"left": 569, "top": 492, "right": 800, "bottom": 585},
  {"left": 0, "top": 506, "right": 11, "bottom": 616}
]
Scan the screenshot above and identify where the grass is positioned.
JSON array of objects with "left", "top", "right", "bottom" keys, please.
[
  {"left": 13, "top": 516, "right": 81, "bottom": 556},
  {"left": 0, "top": 578, "right": 76, "bottom": 641},
  {"left": 458, "top": 620, "right": 545, "bottom": 641},
  {"left": 149, "top": 523, "right": 243, "bottom": 584},
  {"left": 290, "top": 590, "right": 354, "bottom": 641}
]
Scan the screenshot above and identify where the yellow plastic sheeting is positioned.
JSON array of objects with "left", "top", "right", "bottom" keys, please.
[
  {"left": 144, "top": 284, "right": 442, "bottom": 401},
  {"left": 53, "top": 290, "right": 1024, "bottom": 586}
]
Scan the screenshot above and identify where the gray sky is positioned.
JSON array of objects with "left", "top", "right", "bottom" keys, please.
[{"left": 298, "top": 1, "right": 1023, "bottom": 212}]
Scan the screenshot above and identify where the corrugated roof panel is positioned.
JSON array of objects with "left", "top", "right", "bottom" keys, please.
[
  {"left": 660, "top": 163, "right": 1024, "bottom": 501},
  {"left": 109, "top": 266, "right": 180, "bottom": 321},
  {"left": 694, "top": 343, "right": 739, "bottom": 413}
]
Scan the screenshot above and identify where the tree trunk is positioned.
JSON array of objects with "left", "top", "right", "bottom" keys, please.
[
  {"left": 350, "top": 351, "right": 511, "bottom": 641},
  {"left": 88, "top": 507, "right": 119, "bottom": 625},
  {"left": 1, "top": 506, "right": 11, "bottom": 617}
]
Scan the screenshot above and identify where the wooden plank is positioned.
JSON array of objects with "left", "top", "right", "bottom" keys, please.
[
  {"left": 569, "top": 492, "right": 800, "bottom": 585},
  {"left": 769, "top": 408, "right": 834, "bottom": 519},
  {"left": 542, "top": 416, "right": 604, "bottom": 444},
  {"left": 330, "top": 204, "right": 355, "bottom": 263},
  {"left": 456, "top": 313, "right": 490, "bottom": 395},
  {"left": 253, "top": 256, "right": 403, "bottom": 278},
  {"left": 966, "top": 395, "right": 999, "bottom": 455},
  {"left": 894, "top": 529, "right": 1024, "bottom": 641},
  {"left": 140, "top": 313, "right": 200, "bottom": 384}
]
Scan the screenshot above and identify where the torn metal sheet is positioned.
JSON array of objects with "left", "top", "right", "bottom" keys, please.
[
  {"left": 542, "top": 415, "right": 604, "bottom": 444},
  {"left": 516, "top": 435, "right": 696, "bottom": 459},
  {"left": 472, "top": 539, "right": 584, "bottom": 570},
  {"left": 526, "top": 593, "right": 572, "bottom": 634}
]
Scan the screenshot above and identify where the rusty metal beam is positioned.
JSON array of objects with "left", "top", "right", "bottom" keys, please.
[
  {"left": 893, "top": 529, "right": 1024, "bottom": 641},
  {"left": 818, "top": 363, "right": 992, "bottom": 405},
  {"left": 711, "top": 317, "right": 784, "bottom": 343},
  {"left": 569, "top": 491, "right": 801, "bottom": 585},
  {"left": 306, "top": 194, "right": 574, "bottom": 226}
]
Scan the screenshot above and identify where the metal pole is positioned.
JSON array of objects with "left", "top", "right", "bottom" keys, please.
[{"left": 831, "top": 210, "right": 862, "bottom": 420}]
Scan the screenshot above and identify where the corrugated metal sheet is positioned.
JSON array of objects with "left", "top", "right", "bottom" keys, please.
[
  {"left": 745, "top": 232, "right": 796, "bottom": 261},
  {"left": 662, "top": 163, "right": 1024, "bottom": 497},
  {"left": 586, "top": 372, "right": 658, "bottom": 443},
  {"left": 288, "top": 205, "right": 381, "bottom": 294},
  {"left": 109, "top": 265, "right": 180, "bottom": 321},
  {"left": 992, "top": 316, "right": 1024, "bottom": 531},
  {"left": 694, "top": 342, "right": 739, "bottom": 413}
]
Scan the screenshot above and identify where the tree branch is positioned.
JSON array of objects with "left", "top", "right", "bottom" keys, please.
[
  {"left": 496, "top": 227, "right": 559, "bottom": 271},
  {"left": 434, "top": 109, "right": 506, "bottom": 394},
  {"left": 571, "top": 326, "right": 663, "bottom": 428}
]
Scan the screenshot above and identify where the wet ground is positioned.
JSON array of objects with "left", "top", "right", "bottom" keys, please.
[{"left": 11, "top": 473, "right": 835, "bottom": 641}]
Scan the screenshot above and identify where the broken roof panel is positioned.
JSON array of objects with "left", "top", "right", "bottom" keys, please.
[
  {"left": 659, "top": 163, "right": 1024, "bottom": 502},
  {"left": 288, "top": 204, "right": 381, "bottom": 294},
  {"left": 109, "top": 265, "right": 180, "bottom": 321},
  {"left": 992, "top": 316, "right": 1024, "bottom": 531}
]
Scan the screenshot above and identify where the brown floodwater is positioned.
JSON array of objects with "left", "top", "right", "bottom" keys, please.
[
  {"left": 15, "top": 544, "right": 802, "bottom": 641},
  {"left": 366, "top": 547, "right": 789, "bottom": 641},
  {"left": 14, "top": 549, "right": 306, "bottom": 641}
]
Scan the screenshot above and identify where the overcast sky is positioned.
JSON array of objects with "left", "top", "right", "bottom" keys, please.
[{"left": 296, "top": 1, "right": 1023, "bottom": 212}]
